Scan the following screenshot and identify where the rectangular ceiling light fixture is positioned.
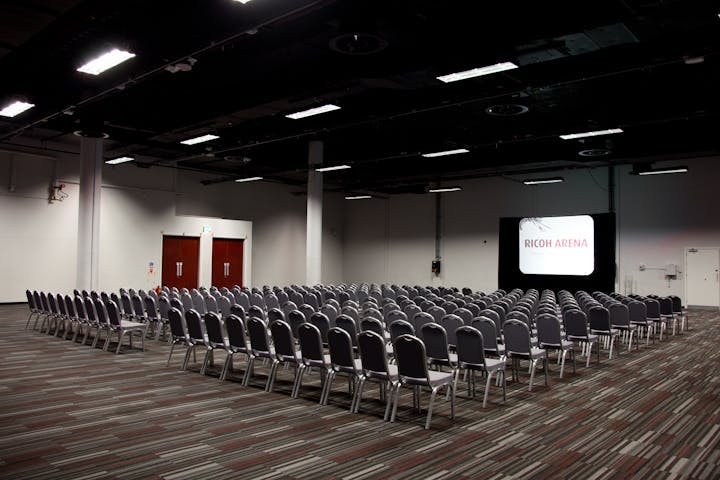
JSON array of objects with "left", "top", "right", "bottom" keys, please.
[
  {"left": 0, "top": 100, "right": 35, "bottom": 117},
  {"left": 523, "top": 177, "right": 564, "bottom": 185},
  {"left": 637, "top": 167, "right": 688, "bottom": 176},
  {"left": 286, "top": 104, "right": 341, "bottom": 120},
  {"left": 180, "top": 134, "right": 219, "bottom": 145},
  {"left": 232, "top": 0, "right": 253, "bottom": 3},
  {"left": 316, "top": 164, "right": 351, "bottom": 172},
  {"left": 436, "top": 62, "right": 518, "bottom": 83},
  {"left": 105, "top": 156, "right": 134, "bottom": 165},
  {"left": 235, "top": 176, "right": 263, "bottom": 182},
  {"left": 421, "top": 148, "right": 470, "bottom": 158},
  {"left": 345, "top": 195, "right": 372, "bottom": 200},
  {"left": 559, "top": 128, "right": 623, "bottom": 140},
  {"left": 77, "top": 48, "right": 136, "bottom": 75},
  {"left": 428, "top": 186, "right": 462, "bottom": 193}
]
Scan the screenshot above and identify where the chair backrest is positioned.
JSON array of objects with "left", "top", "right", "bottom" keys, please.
[
  {"left": 268, "top": 307, "right": 285, "bottom": 323},
  {"left": 440, "top": 314, "right": 464, "bottom": 347},
  {"left": 628, "top": 300, "right": 647, "bottom": 323},
  {"left": 74, "top": 295, "right": 87, "bottom": 321},
  {"left": 185, "top": 309, "right": 205, "bottom": 343},
  {"left": 84, "top": 296, "right": 97, "bottom": 322},
  {"left": 299, "top": 304, "right": 316, "bottom": 322},
  {"left": 234, "top": 290, "right": 251, "bottom": 310},
  {"left": 394, "top": 334, "right": 430, "bottom": 381},
  {"left": 298, "top": 323, "right": 325, "bottom": 365},
  {"left": 168, "top": 307, "right": 187, "bottom": 339},
  {"left": 143, "top": 295, "right": 158, "bottom": 320},
  {"left": 471, "top": 317, "right": 500, "bottom": 352},
  {"left": 309, "top": 312, "right": 331, "bottom": 343},
  {"left": 264, "top": 293, "right": 280, "bottom": 310},
  {"left": 427, "top": 305, "right": 446, "bottom": 323},
  {"left": 536, "top": 314, "right": 562, "bottom": 346},
  {"left": 389, "top": 319, "right": 415, "bottom": 344},
  {"left": 441, "top": 301, "right": 458, "bottom": 314},
  {"left": 644, "top": 298, "right": 660, "bottom": 319},
  {"left": 358, "top": 331, "right": 390, "bottom": 374},
  {"left": 658, "top": 297, "right": 673, "bottom": 316},
  {"left": 250, "top": 292, "right": 265, "bottom": 310},
  {"left": 204, "top": 295, "right": 219, "bottom": 314},
  {"left": 248, "top": 305, "right": 265, "bottom": 321},
  {"left": 56, "top": 293, "right": 66, "bottom": 316},
  {"left": 94, "top": 298, "right": 109, "bottom": 327},
  {"left": 282, "top": 301, "right": 298, "bottom": 317},
  {"left": 385, "top": 309, "right": 408, "bottom": 326},
  {"left": 214, "top": 295, "right": 231, "bottom": 319},
  {"left": 247, "top": 316, "right": 271, "bottom": 354},
  {"left": 341, "top": 306, "right": 359, "bottom": 323},
  {"left": 421, "top": 323, "right": 451, "bottom": 363},
  {"left": 503, "top": 319, "right": 533, "bottom": 356},
  {"left": 64, "top": 294, "right": 76, "bottom": 318},
  {"left": 335, "top": 314, "right": 359, "bottom": 346},
  {"left": 455, "top": 326, "right": 486, "bottom": 366},
  {"left": 270, "top": 320, "right": 296, "bottom": 359},
  {"left": 360, "top": 317, "right": 385, "bottom": 339},
  {"left": 158, "top": 295, "right": 172, "bottom": 320},
  {"left": 327, "top": 327, "right": 358, "bottom": 372},
  {"left": 411, "top": 312, "right": 435, "bottom": 339},
  {"left": 287, "top": 310, "right": 306, "bottom": 338},
  {"left": 320, "top": 304, "right": 338, "bottom": 323},
  {"left": 403, "top": 303, "right": 422, "bottom": 319},
  {"left": 588, "top": 306, "right": 611, "bottom": 332},
  {"left": 608, "top": 303, "right": 630, "bottom": 327},
  {"left": 454, "top": 307, "right": 473, "bottom": 324},
  {"left": 225, "top": 314, "right": 247, "bottom": 350},
  {"left": 563, "top": 309, "right": 589, "bottom": 338},
  {"left": 106, "top": 300, "right": 123, "bottom": 327},
  {"left": 204, "top": 312, "right": 225, "bottom": 345},
  {"left": 230, "top": 303, "right": 246, "bottom": 319},
  {"left": 100, "top": 291, "right": 110, "bottom": 306},
  {"left": 670, "top": 295, "right": 683, "bottom": 314}
]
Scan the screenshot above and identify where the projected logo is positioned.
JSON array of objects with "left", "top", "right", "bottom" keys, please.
[{"left": 519, "top": 215, "right": 595, "bottom": 276}]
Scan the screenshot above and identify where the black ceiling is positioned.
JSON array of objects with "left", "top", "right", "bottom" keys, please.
[{"left": 1, "top": 0, "right": 719, "bottom": 194}]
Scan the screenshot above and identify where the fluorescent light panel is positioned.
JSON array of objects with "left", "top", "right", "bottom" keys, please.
[
  {"left": 105, "top": 156, "right": 134, "bottom": 165},
  {"left": 0, "top": 100, "right": 34, "bottom": 117},
  {"left": 436, "top": 62, "right": 518, "bottom": 83},
  {"left": 286, "top": 104, "right": 341, "bottom": 119},
  {"left": 421, "top": 148, "right": 469, "bottom": 158},
  {"left": 523, "top": 177, "right": 564, "bottom": 185},
  {"left": 235, "top": 176, "right": 263, "bottom": 182},
  {"left": 345, "top": 195, "right": 372, "bottom": 200},
  {"left": 637, "top": 167, "right": 687, "bottom": 176},
  {"left": 428, "top": 187, "right": 462, "bottom": 193},
  {"left": 180, "top": 134, "right": 219, "bottom": 145},
  {"left": 77, "top": 49, "right": 135, "bottom": 75},
  {"left": 559, "top": 128, "right": 623, "bottom": 140},
  {"left": 316, "top": 164, "right": 351, "bottom": 172},
  {"left": 233, "top": 0, "right": 253, "bottom": 3}
]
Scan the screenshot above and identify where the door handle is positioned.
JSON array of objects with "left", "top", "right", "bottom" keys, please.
[
  {"left": 176, "top": 262, "right": 183, "bottom": 277},
  {"left": 224, "top": 262, "right": 230, "bottom": 277}
]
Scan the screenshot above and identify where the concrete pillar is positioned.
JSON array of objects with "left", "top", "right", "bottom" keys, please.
[
  {"left": 76, "top": 136, "right": 103, "bottom": 291},
  {"left": 306, "top": 141, "right": 323, "bottom": 286}
]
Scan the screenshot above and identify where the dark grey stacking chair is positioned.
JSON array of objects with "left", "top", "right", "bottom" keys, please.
[
  {"left": 184, "top": 310, "right": 208, "bottom": 371},
  {"left": 356, "top": 331, "right": 398, "bottom": 419},
  {"left": 421, "top": 323, "right": 457, "bottom": 372},
  {"left": 564, "top": 309, "right": 599, "bottom": 367},
  {"left": 156, "top": 296, "right": 172, "bottom": 341},
  {"left": 440, "top": 314, "right": 464, "bottom": 350},
  {"left": 246, "top": 317, "right": 277, "bottom": 389},
  {"left": 130, "top": 294, "right": 147, "bottom": 324},
  {"left": 268, "top": 307, "right": 285, "bottom": 324},
  {"left": 536, "top": 314, "right": 575, "bottom": 378},
  {"left": 385, "top": 309, "right": 408, "bottom": 327},
  {"left": 588, "top": 306, "right": 620, "bottom": 359},
  {"left": 204, "top": 294, "right": 219, "bottom": 314},
  {"left": 391, "top": 334, "right": 455, "bottom": 430},
  {"left": 248, "top": 305, "right": 266, "bottom": 322},
  {"left": 105, "top": 300, "right": 146, "bottom": 354},
  {"left": 335, "top": 314, "right": 359, "bottom": 349},
  {"left": 287, "top": 310, "right": 306, "bottom": 339},
  {"left": 411, "top": 312, "right": 435, "bottom": 341},
  {"left": 167, "top": 307, "right": 191, "bottom": 367},
  {"left": 230, "top": 303, "right": 246, "bottom": 319},
  {"left": 217, "top": 295, "right": 232, "bottom": 320},
  {"left": 309, "top": 312, "right": 331, "bottom": 345},
  {"left": 62, "top": 294, "right": 78, "bottom": 340},
  {"left": 426, "top": 306, "right": 446, "bottom": 324},
  {"left": 389, "top": 319, "right": 415, "bottom": 344},
  {"left": 325, "top": 327, "right": 363, "bottom": 409},
  {"left": 670, "top": 295, "right": 687, "bottom": 332},
  {"left": 472, "top": 316, "right": 506, "bottom": 358},
  {"left": 84, "top": 297, "right": 104, "bottom": 348},
  {"left": 628, "top": 300, "right": 652, "bottom": 346},
  {"left": 221, "top": 314, "right": 249, "bottom": 382},
  {"left": 453, "top": 307, "right": 473, "bottom": 324},
  {"left": 201, "top": 312, "right": 228, "bottom": 376},
  {"left": 644, "top": 298, "right": 664, "bottom": 341},
  {"left": 53, "top": 293, "right": 68, "bottom": 337},
  {"left": 92, "top": 299, "right": 112, "bottom": 350},
  {"left": 143, "top": 295, "right": 160, "bottom": 338},
  {"left": 454, "top": 326, "right": 506, "bottom": 407},
  {"left": 320, "top": 304, "right": 338, "bottom": 324},
  {"left": 269, "top": 320, "right": 303, "bottom": 397},
  {"left": 72, "top": 295, "right": 89, "bottom": 343},
  {"left": 658, "top": 297, "right": 676, "bottom": 335},
  {"left": 25, "top": 289, "right": 39, "bottom": 329},
  {"left": 296, "top": 323, "right": 332, "bottom": 402},
  {"left": 504, "top": 319, "right": 548, "bottom": 391}
]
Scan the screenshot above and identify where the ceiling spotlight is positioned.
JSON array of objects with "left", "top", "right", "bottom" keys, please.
[
  {"left": 0, "top": 100, "right": 34, "bottom": 117},
  {"left": 77, "top": 48, "right": 135, "bottom": 75},
  {"left": 522, "top": 177, "right": 564, "bottom": 185}
]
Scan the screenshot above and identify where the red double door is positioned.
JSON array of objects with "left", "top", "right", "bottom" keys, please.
[
  {"left": 161, "top": 236, "right": 244, "bottom": 289},
  {"left": 211, "top": 238, "right": 244, "bottom": 289}
]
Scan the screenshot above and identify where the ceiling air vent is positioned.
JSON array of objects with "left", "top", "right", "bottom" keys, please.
[
  {"left": 329, "top": 33, "right": 388, "bottom": 55},
  {"left": 485, "top": 104, "right": 529, "bottom": 116}
]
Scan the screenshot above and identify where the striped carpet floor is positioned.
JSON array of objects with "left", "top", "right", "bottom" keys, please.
[{"left": 1, "top": 304, "right": 719, "bottom": 479}]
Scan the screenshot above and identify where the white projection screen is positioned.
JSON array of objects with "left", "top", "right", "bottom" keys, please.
[{"left": 518, "top": 215, "right": 595, "bottom": 275}]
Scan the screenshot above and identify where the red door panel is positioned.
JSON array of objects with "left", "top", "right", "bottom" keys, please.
[
  {"left": 212, "top": 238, "right": 244, "bottom": 288},
  {"left": 162, "top": 236, "right": 200, "bottom": 290}
]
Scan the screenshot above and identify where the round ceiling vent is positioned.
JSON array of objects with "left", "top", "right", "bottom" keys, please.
[
  {"left": 578, "top": 148, "right": 611, "bottom": 157},
  {"left": 484, "top": 104, "right": 529, "bottom": 116},
  {"left": 329, "top": 33, "right": 388, "bottom": 55}
]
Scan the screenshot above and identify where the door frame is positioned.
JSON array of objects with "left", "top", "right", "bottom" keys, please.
[
  {"left": 161, "top": 233, "right": 201, "bottom": 289},
  {"left": 684, "top": 246, "right": 720, "bottom": 309},
  {"left": 211, "top": 236, "right": 246, "bottom": 288}
]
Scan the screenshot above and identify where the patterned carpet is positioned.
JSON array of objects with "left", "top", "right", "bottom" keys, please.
[{"left": 1, "top": 304, "right": 719, "bottom": 480}]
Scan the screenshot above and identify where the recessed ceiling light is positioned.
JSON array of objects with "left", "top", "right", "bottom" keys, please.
[
  {"left": 0, "top": 100, "right": 34, "bottom": 117},
  {"left": 316, "top": 164, "right": 351, "bottom": 172},
  {"left": 235, "top": 176, "right": 263, "bottom": 182},
  {"left": 421, "top": 148, "right": 470, "bottom": 158},
  {"left": 105, "top": 156, "right": 134, "bottom": 165},
  {"left": 77, "top": 48, "right": 136, "bottom": 75},
  {"left": 345, "top": 195, "right": 372, "bottom": 200},
  {"left": 559, "top": 128, "right": 623, "bottom": 140},
  {"left": 286, "top": 104, "right": 341, "bottom": 120},
  {"left": 636, "top": 167, "right": 687, "bottom": 176},
  {"left": 522, "top": 177, "right": 564, "bottom": 185},
  {"left": 436, "top": 62, "right": 518, "bottom": 83},
  {"left": 180, "top": 134, "right": 219, "bottom": 145},
  {"left": 428, "top": 186, "right": 462, "bottom": 193},
  {"left": 232, "top": 0, "right": 253, "bottom": 3}
]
